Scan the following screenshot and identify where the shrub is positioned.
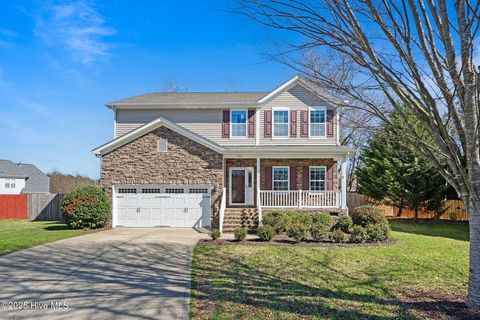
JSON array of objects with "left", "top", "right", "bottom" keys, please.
[
  {"left": 287, "top": 223, "right": 310, "bottom": 243},
  {"left": 262, "top": 211, "right": 292, "bottom": 233},
  {"left": 337, "top": 215, "right": 353, "bottom": 233},
  {"left": 289, "top": 211, "right": 313, "bottom": 226},
  {"left": 257, "top": 225, "right": 276, "bottom": 241},
  {"left": 310, "top": 222, "right": 330, "bottom": 241},
  {"left": 350, "top": 225, "right": 368, "bottom": 243},
  {"left": 61, "top": 186, "right": 110, "bottom": 229},
  {"left": 312, "top": 212, "right": 333, "bottom": 228},
  {"left": 366, "top": 223, "right": 390, "bottom": 241},
  {"left": 329, "top": 229, "right": 349, "bottom": 243},
  {"left": 234, "top": 227, "right": 247, "bottom": 242},
  {"left": 351, "top": 205, "right": 386, "bottom": 227},
  {"left": 210, "top": 229, "right": 221, "bottom": 240}
]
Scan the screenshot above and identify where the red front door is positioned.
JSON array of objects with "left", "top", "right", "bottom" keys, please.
[{"left": 231, "top": 170, "right": 246, "bottom": 204}]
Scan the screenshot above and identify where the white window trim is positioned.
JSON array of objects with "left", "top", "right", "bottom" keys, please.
[
  {"left": 309, "top": 166, "right": 327, "bottom": 191},
  {"left": 272, "top": 107, "right": 290, "bottom": 139},
  {"left": 308, "top": 106, "right": 327, "bottom": 139},
  {"left": 158, "top": 138, "right": 168, "bottom": 153},
  {"left": 272, "top": 166, "right": 290, "bottom": 191},
  {"left": 230, "top": 109, "right": 248, "bottom": 139}
]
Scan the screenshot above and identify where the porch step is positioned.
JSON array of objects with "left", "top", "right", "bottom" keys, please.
[{"left": 222, "top": 207, "right": 259, "bottom": 233}]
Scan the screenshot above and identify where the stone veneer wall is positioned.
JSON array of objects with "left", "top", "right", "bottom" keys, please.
[{"left": 101, "top": 126, "right": 224, "bottom": 226}]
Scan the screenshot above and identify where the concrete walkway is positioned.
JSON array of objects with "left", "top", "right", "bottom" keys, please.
[{"left": 0, "top": 228, "right": 207, "bottom": 320}]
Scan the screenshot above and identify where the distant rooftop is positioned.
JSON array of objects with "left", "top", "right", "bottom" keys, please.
[{"left": 107, "top": 91, "right": 269, "bottom": 106}]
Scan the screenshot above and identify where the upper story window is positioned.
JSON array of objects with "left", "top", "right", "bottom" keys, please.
[
  {"left": 273, "top": 166, "right": 289, "bottom": 190},
  {"left": 4, "top": 178, "right": 15, "bottom": 189},
  {"left": 230, "top": 110, "right": 247, "bottom": 138},
  {"left": 310, "top": 166, "right": 326, "bottom": 191},
  {"left": 272, "top": 108, "right": 289, "bottom": 138},
  {"left": 309, "top": 106, "right": 326, "bottom": 137}
]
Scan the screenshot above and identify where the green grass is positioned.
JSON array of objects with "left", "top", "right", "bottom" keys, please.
[
  {"left": 191, "top": 220, "right": 470, "bottom": 319},
  {"left": 0, "top": 220, "right": 92, "bottom": 255}
]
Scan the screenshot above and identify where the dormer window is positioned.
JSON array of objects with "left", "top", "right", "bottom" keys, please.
[{"left": 230, "top": 110, "right": 247, "bottom": 138}]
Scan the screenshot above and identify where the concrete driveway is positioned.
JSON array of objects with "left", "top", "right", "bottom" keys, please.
[{"left": 0, "top": 228, "right": 207, "bottom": 320}]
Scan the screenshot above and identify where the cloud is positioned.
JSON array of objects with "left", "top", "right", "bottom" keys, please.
[
  {"left": 35, "top": 1, "right": 115, "bottom": 65},
  {"left": 0, "top": 28, "right": 17, "bottom": 47},
  {"left": 15, "top": 97, "right": 53, "bottom": 118}
]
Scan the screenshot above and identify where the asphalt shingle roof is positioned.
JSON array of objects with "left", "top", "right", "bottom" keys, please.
[
  {"left": 108, "top": 92, "right": 269, "bottom": 105},
  {"left": 0, "top": 160, "right": 50, "bottom": 193},
  {"left": 0, "top": 160, "right": 27, "bottom": 178}
]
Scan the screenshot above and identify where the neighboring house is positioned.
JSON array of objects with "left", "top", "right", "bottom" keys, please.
[
  {"left": 0, "top": 160, "right": 50, "bottom": 194},
  {"left": 93, "top": 76, "right": 355, "bottom": 231}
]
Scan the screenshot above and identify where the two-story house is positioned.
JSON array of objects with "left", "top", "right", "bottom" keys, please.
[{"left": 93, "top": 76, "right": 354, "bottom": 231}]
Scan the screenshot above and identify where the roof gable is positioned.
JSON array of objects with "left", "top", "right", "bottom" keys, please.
[{"left": 92, "top": 116, "right": 226, "bottom": 156}]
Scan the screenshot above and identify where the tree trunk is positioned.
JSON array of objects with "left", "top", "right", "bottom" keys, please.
[
  {"left": 414, "top": 208, "right": 419, "bottom": 223},
  {"left": 396, "top": 206, "right": 403, "bottom": 217},
  {"left": 468, "top": 199, "right": 480, "bottom": 308}
]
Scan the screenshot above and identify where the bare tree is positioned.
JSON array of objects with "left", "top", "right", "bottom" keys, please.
[
  {"left": 235, "top": 0, "right": 480, "bottom": 308},
  {"left": 163, "top": 79, "right": 182, "bottom": 92}
]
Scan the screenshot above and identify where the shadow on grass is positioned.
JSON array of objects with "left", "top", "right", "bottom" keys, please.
[
  {"left": 191, "top": 247, "right": 466, "bottom": 320},
  {"left": 389, "top": 219, "right": 469, "bottom": 242}
]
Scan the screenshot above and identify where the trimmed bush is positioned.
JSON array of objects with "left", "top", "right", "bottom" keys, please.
[
  {"left": 351, "top": 205, "right": 386, "bottom": 227},
  {"left": 289, "top": 212, "right": 313, "bottom": 226},
  {"left": 366, "top": 223, "right": 390, "bottom": 241},
  {"left": 210, "top": 229, "right": 221, "bottom": 240},
  {"left": 329, "top": 229, "right": 349, "bottom": 243},
  {"left": 262, "top": 211, "right": 292, "bottom": 233},
  {"left": 310, "top": 222, "right": 330, "bottom": 241},
  {"left": 234, "top": 227, "right": 247, "bottom": 242},
  {"left": 287, "top": 223, "right": 310, "bottom": 243},
  {"left": 350, "top": 225, "right": 368, "bottom": 243},
  {"left": 257, "top": 225, "right": 276, "bottom": 241},
  {"left": 61, "top": 186, "right": 110, "bottom": 229},
  {"left": 337, "top": 215, "right": 353, "bottom": 233},
  {"left": 312, "top": 212, "right": 333, "bottom": 228}
]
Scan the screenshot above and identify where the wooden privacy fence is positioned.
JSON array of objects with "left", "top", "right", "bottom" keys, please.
[
  {"left": 27, "top": 193, "right": 65, "bottom": 221},
  {"left": 0, "top": 194, "right": 64, "bottom": 221},
  {"left": 0, "top": 195, "right": 28, "bottom": 219},
  {"left": 346, "top": 192, "right": 469, "bottom": 221}
]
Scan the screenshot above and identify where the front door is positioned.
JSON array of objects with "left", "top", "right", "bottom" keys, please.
[{"left": 229, "top": 167, "right": 254, "bottom": 205}]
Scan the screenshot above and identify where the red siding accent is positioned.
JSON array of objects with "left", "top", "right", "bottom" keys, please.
[
  {"left": 290, "top": 166, "right": 297, "bottom": 190},
  {"left": 327, "top": 165, "right": 334, "bottom": 190},
  {"left": 327, "top": 109, "right": 334, "bottom": 137},
  {"left": 302, "top": 166, "right": 310, "bottom": 190},
  {"left": 290, "top": 110, "right": 297, "bottom": 137},
  {"left": 222, "top": 110, "right": 230, "bottom": 138},
  {"left": 0, "top": 195, "right": 28, "bottom": 219},
  {"left": 264, "top": 110, "right": 272, "bottom": 137},
  {"left": 248, "top": 109, "right": 255, "bottom": 138},
  {"left": 264, "top": 165, "right": 272, "bottom": 190},
  {"left": 300, "top": 110, "right": 309, "bottom": 137}
]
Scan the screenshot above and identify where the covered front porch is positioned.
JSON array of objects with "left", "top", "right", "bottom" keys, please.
[{"left": 218, "top": 146, "right": 353, "bottom": 231}]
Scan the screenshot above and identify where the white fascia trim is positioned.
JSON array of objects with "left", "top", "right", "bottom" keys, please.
[
  {"left": 107, "top": 102, "right": 261, "bottom": 109},
  {"left": 257, "top": 75, "right": 300, "bottom": 104},
  {"left": 92, "top": 116, "right": 226, "bottom": 155}
]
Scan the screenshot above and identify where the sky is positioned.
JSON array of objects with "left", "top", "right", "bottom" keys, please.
[{"left": 0, "top": 0, "right": 295, "bottom": 179}]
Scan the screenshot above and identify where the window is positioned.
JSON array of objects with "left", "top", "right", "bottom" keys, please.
[
  {"left": 10, "top": 179, "right": 15, "bottom": 188},
  {"left": 142, "top": 188, "right": 162, "bottom": 194},
  {"left": 310, "top": 166, "right": 326, "bottom": 191},
  {"left": 189, "top": 188, "right": 209, "bottom": 194},
  {"left": 118, "top": 188, "right": 137, "bottom": 194},
  {"left": 273, "top": 108, "right": 289, "bottom": 137},
  {"left": 231, "top": 110, "right": 247, "bottom": 138},
  {"left": 5, "top": 178, "right": 10, "bottom": 188},
  {"left": 165, "top": 188, "right": 185, "bottom": 194},
  {"left": 158, "top": 138, "right": 168, "bottom": 153},
  {"left": 273, "top": 166, "right": 289, "bottom": 190},
  {"left": 309, "top": 106, "right": 326, "bottom": 137}
]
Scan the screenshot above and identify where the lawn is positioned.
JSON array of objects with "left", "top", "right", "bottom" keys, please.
[
  {"left": 0, "top": 220, "right": 92, "bottom": 255},
  {"left": 191, "top": 220, "right": 473, "bottom": 319}
]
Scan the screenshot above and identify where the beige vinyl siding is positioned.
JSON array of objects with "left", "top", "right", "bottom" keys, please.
[
  {"left": 259, "top": 84, "right": 338, "bottom": 145},
  {"left": 115, "top": 109, "right": 256, "bottom": 146}
]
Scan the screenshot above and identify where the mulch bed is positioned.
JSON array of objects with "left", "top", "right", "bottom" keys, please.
[
  {"left": 398, "top": 289, "right": 480, "bottom": 320},
  {"left": 199, "top": 235, "right": 396, "bottom": 248}
]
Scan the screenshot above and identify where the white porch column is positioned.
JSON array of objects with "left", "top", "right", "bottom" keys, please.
[
  {"left": 256, "top": 157, "right": 262, "bottom": 225},
  {"left": 341, "top": 158, "right": 347, "bottom": 211}
]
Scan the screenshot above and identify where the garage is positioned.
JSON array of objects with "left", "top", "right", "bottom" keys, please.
[{"left": 113, "top": 185, "right": 211, "bottom": 228}]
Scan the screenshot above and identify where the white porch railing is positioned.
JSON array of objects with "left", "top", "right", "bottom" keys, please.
[
  {"left": 259, "top": 190, "right": 339, "bottom": 208},
  {"left": 219, "top": 187, "right": 226, "bottom": 233}
]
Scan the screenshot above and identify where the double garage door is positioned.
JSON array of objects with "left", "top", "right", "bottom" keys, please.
[{"left": 114, "top": 185, "right": 211, "bottom": 228}]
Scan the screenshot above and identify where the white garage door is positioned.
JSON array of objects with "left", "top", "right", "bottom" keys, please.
[{"left": 114, "top": 186, "right": 211, "bottom": 228}]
